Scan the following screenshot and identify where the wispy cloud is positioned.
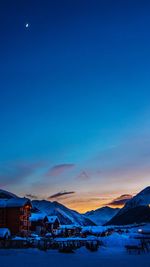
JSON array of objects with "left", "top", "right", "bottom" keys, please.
[
  {"left": 45, "top": 163, "right": 75, "bottom": 177},
  {"left": 108, "top": 194, "right": 133, "bottom": 207},
  {"left": 48, "top": 190, "right": 75, "bottom": 199},
  {"left": 0, "top": 160, "right": 45, "bottom": 187},
  {"left": 0, "top": 163, "right": 34, "bottom": 186}
]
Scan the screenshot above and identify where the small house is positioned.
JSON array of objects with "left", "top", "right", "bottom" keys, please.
[
  {"left": 47, "top": 216, "right": 60, "bottom": 233},
  {"left": 59, "top": 224, "right": 81, "bottom": 237},
  {"left": 30, "top": 212, "right": 48, "bottom": 235}
]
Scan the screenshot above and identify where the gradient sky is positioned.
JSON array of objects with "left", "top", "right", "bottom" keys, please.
[{"left": 0, "top": 0, "right": 150, "bottom": 212}]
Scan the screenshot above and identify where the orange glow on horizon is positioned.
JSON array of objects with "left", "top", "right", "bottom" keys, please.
[
  {"left": 64, "top": 202, "right": 125, "bottom": 213},
  {"left": 56, "top": 195, "right": 126, "bottom": 213}
]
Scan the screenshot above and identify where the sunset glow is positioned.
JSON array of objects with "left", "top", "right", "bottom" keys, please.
[{"left": 0, "top": 1, "right": 150, "bottom": 213}]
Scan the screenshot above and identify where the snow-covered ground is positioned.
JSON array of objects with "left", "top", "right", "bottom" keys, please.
[
  {"left": 0, "top": 247, "right": 149, "bottom": 267},
  {"left": 0, "top": 224, "right": 149, "bottom": 267}
]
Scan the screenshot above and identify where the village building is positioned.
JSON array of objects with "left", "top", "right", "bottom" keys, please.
[
  {"left": 47, "top": 216, "right": 60, "bottom": 233},
  {"left": 0, "top": 198, "right": 32, "bottom": 235},
  {"left": 30, "top": 212, "right": 48, "bottom": 235},
  {"left": 59, "top": 224, "right": 81, "bottom": 237},
  {"left": 29, "top": 214, "right": 60, "bottom": 235}
]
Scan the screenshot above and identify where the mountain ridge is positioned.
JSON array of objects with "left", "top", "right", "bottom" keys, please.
[
  {"left": 84, "top": 206, "right": 120, "bottom": 225},
  {"left": 1, "top": 186, "right": 149, "bottom": 226},
  {"left": 32, "top": 199, "right": 95, "bottom": 226},
  {"left": 106, "top": 186, "right": 150, "bottom": 225}
]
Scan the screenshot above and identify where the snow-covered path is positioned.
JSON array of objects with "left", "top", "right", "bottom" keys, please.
[{"left": 0, "top": 247, "right": 150, "bottom": 267}]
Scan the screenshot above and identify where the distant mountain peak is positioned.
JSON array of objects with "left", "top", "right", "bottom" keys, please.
[
  {"left": 121, "top": 186, "right": 150, "bottom": 212},
  {"left": 32, "top": 199, "right": 95, "bottom": 226},
  {"left": 84, "top": 206, "right": 119, "bottom": 225},
  {"left": 138, "top": 186, "right": 150, "bottom": 195},
  {"left": 106, "top": 186, "right": 150, "bottom": 225}
]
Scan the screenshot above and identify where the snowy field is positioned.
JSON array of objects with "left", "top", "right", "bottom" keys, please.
[
  {"left": 0, "top": 224, "right": 150, "bottom": 267},
  {"left": 0, "top": 247, "right": 150, "bottom": 267}
]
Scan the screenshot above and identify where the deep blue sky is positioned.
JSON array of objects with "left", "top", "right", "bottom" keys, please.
[{"left": 0, "top": 0, "right": 150, "bottom": 211}]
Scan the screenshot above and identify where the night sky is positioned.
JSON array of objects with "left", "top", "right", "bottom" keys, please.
[{"left": 0, "top": 0, "right": 150, "bottom": 212}]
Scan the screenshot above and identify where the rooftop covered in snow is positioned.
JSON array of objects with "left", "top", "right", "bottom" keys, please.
[
  {"left": 47, "top": 216, "right": 60, "bottom": 224},
  {"left": 29, "top": 212, "right": 47, "bottom": 222}
]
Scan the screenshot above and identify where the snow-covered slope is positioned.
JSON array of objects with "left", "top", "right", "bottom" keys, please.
[
  {"left": 0, "top": 189, "right": 18, "bottom": 199},
  {"left": 119, "top": 186, "right": 150, "bottom": 215},
  {"left": 32, "top": 200, "right": 95, "bottom": 226},
  {"left": 84, "top": 206, "right": 119, "bottom": 225},
  {"left": 106, "top": 186, "right": 150, "bottom": 225}
]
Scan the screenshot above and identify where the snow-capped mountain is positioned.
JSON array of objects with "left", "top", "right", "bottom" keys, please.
[
  {"left": 0, "top": 189, "right": 94, "bottom": 226},
  {"left": 32, "top": 200, "right": 95, "bottom": 226},
  {"left": 106, "top": 186, "right": 150, "bottom": 225},
  {"left": 119, "top": 186, "right": 150, "bottom": 215},
  {"left": 84, "top": 206, "right": 120, "bottom": 225}
]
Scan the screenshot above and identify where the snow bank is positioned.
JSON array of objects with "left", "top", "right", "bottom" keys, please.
[
  {"left": 81, "top": 226, "right": 106, "bottom": 234},
  {"left": 101, "top": 233, "right": 131, "bottom": 248}
]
